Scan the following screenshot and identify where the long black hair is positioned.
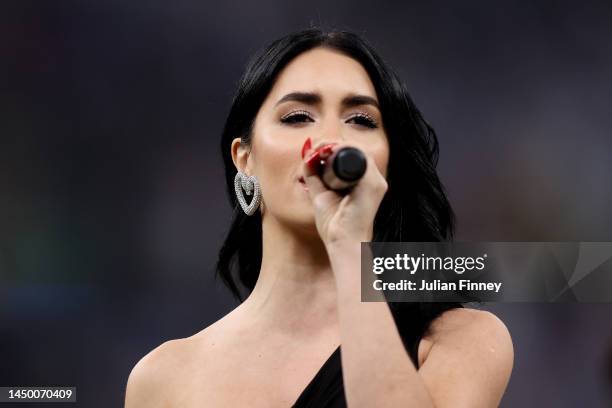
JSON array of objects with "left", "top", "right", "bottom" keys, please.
[{"left": 216, "top": 28, "right": 461, "bottom": 367}]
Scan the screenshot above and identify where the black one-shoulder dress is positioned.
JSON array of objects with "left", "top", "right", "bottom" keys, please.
[
  {"left": 291, "top": 333, "right": 423, "bottom": 407},
  {"left": 291, "top": 301, "right": 463, "bottom": 407}
]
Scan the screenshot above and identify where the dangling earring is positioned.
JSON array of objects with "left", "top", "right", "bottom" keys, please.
[{"left": 234, "top": 170, "right": 262, "bottom": 216}]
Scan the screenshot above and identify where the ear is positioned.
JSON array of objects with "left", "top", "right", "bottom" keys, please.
[{"left": 231, "top": 137, "right": 251, "bottom": 174}]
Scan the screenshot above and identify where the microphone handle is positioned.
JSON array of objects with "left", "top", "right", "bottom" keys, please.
[{"left": 319, "top": 146, "right": 367, "bottom": 191}]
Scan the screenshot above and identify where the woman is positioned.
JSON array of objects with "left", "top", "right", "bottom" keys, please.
[{"left": 125, "top": 28, "right": 514, "bottom": 407}]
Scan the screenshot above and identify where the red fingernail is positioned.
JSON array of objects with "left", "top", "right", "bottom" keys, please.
[
  {"left": 301, "top": 137, "right": 312, "bottom": 159},
  {"left": 305, "top": 150, "right": 322, "bottom": 172},
  {"left": 320, "top": 144, "right": 335, "bottom": 156}
]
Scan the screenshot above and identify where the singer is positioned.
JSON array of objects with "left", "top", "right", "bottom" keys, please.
[{"left": 125, "top": 28, "right": 514, "bottom": 407}]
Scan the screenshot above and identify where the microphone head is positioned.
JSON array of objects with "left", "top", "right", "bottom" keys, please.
[{"left": 332, "top": 147, "right": 367, "bottom": 182}]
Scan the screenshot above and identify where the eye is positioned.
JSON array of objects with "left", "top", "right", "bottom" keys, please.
[
  {"left": 280, "top": 110, "right": 315, "bottom": 124},
  {"left": 347, "top": 112, "right": 378, "bottom": 129}
]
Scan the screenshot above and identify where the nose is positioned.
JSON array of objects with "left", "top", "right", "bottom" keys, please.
[
  {"left": 309, "top": 139, "right": 339, "bottom": 156},
  {"left": 310, "top": 122, "right": 345, "bottom": 153},
  {"left": 301, "top": 111, "right": 355, "bottom": 160}
]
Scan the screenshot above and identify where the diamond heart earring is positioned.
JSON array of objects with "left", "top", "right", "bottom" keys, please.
[{"left": 234, "top": 170, "right": 262, "bottom": 216}]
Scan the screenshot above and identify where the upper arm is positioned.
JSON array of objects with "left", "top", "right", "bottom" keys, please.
[
  {"left": 124, "top": 341, "right": 177, "bottom": 408},
  {"left": 417, "top": 309, "right": 514, "bottom": 408}
]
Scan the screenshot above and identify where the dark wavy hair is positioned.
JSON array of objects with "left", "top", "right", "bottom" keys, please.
[{"left": 216, "top": 28, "right": 461, "bottom": 367}]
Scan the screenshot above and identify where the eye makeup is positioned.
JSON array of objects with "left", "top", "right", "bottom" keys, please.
[
  {"left": 279, "top": 109, "right": 379, "bottom": 128},
  {"left": 280, "top": 109, "right": 314, "bottom": 123},
  {"left": 347, "top": 112, "right": 378, "bottom": 128}
]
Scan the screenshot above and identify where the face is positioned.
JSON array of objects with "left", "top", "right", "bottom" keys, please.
[{"left": 231, "top": 47, "right": 390, "bottom": 231}]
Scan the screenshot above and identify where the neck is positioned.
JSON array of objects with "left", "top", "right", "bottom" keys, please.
[{"left": 239, "top": 215, "right": 339, "bottom": 337}]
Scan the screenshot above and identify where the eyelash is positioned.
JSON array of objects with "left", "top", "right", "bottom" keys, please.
[{"left": 280, "top": 110, "right": 378, "bottom": 129}]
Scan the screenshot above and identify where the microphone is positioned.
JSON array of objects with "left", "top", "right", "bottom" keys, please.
[{"left": 310, "top": 146, "right": 367, "bottom": 191}]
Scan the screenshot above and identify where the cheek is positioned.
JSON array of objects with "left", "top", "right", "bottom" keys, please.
[
  {"left": 367, "top": 139, "right": 390, "bottom": 178},
  {"left": 253, "top": 133, "right": 300, "bottom": 194},
  {"left": 376, "top": 154, "right": 389, "bottom": 179},
  {"left": 254, "top": 119, "right": 302, "bottom": 166}
]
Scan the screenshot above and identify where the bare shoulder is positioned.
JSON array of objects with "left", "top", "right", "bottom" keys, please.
[
  {"left": 425, "top": 308, "right": 513, "bottom": 366},
  {"left": 429, "top": 307, "right": 511, "bottom": 339},
  {"left": 124, "top": 337, "right": 198, "bottom": 408},
  {"left": 418, "top": 308, "right": 514, "bottom": 407},
  {"left": 124, "top": 309, "right": 240, "bottom": 408}
]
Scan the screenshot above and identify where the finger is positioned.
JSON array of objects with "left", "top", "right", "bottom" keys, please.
[
  {"left": 301, "top": 141, "right": 355, "bottom": 188},
  {"left": 301, "top": 154, "right": 328, "bottom": 197},
  {"left": 351, "top": 150, "right": 388, "bottom": 197}
]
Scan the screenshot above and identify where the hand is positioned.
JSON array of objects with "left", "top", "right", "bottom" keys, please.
[{"left": 301, "top": 141, "right": 388, "bottom": 247}]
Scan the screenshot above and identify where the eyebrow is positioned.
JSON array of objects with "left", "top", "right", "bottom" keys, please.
[{"left": 275, "top": 91, "right": 380, "bottom": 110}]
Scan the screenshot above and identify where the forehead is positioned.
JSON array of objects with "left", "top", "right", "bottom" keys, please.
[{"left": 268, "top": 47, "right": 377, "bottom": 101}]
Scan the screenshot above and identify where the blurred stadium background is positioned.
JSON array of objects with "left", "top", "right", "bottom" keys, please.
[{"left": 1, "top": 1, "right": 612, "bottom": 406}]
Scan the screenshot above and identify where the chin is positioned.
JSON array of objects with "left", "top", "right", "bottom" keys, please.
[{"left": 280, "top": 210, "right": 317, "bottom": 232}]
